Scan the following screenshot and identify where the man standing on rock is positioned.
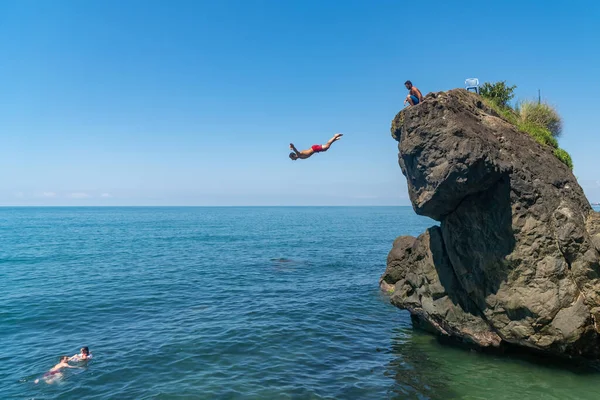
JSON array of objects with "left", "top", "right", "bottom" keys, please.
[{"left": 404, "top": 80, "right": 424, "bottom": 106}]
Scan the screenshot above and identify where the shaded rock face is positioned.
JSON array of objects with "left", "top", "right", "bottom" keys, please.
[{"left": 382, "top": 89, "right": 600, "bottom": 358}]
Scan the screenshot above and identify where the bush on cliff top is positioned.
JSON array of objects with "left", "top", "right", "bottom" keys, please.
[
  {"left": 517, "top": 100, "right": 563, "bottom": 138},
  {"left": 480, "top": 82, "right": 572, "bottom": 169},
  {"left": 479, "top": 81, "right": 517, "bottom": 108}
]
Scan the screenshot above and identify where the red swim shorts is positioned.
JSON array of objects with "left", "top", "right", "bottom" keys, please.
[{"left": 311, "top": 144, "right": 323, "bottom": 152}]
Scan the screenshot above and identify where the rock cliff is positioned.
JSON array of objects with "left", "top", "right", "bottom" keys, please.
[{"left": 382, "top": 89, "right": 600, "bottom": 358}]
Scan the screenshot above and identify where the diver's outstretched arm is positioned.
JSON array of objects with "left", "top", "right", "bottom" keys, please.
[{"left": 289, "top": 143, "right": 301, "bottom": 156}]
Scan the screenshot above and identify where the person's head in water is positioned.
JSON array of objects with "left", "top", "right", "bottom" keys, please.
[
  {"left": 289, "top": 152, "right": 298, "bottom": 161},
  {"left": 405, "top": 80, "right": 413, "bottom": 90},
  {"left": 81, "top": 347, "right": 89, "bottom": 356},
  {"left": 60, "top": 355, "right": 69, "bottom": 363}
]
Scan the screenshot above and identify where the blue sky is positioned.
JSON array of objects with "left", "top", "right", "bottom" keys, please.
[{"left": 1, "top": 0, "right": 599, "bottom": 206}]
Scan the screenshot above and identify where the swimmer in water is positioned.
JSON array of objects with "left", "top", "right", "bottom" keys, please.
[
  {"left": 69, "top": 346, "right": 92, "bottom": 362},
  {"left": 34, "top": 356, "right": 78, "bottom": 384}
]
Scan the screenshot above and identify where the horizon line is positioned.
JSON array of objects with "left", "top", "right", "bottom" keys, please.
[{"left": 0, "top": 204, "right": 413, "bottom": 208}]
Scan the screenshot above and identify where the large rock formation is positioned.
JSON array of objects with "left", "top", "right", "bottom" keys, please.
[{"left": 382, "top": 89, "right": 600, "bottom": 358}]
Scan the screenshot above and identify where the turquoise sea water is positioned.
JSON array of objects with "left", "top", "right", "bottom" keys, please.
[{"left": 2, "top": 206, "right": 600, "bottom": 400}]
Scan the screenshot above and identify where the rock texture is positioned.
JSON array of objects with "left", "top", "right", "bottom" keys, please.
[{"left": 382, "top": 89, "right": 600, "bottom": 358}]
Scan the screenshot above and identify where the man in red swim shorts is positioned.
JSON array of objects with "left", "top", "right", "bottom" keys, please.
[{"left": 289, "top": 133, "right": 343, "bottom": 160}]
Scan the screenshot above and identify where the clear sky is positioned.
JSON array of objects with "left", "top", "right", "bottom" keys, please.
[{"left": 1, "top": 0, "right": 599, "bottom": 206}]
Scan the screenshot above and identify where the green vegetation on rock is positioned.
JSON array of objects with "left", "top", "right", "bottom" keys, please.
[
  {"left": 480, "top": 82, "right": 572, "bottom": 169},
  {"left": 479, "top": 81, "right": 517, "bottom": 108},
  {"left": 517, "top": 100, "right": 563, "bottom": 138},
  {"left": 516, "top": 122, "right": 558, "bottom": 148},
  {"left": 553, "top": 148, "right": 573, "bottom": 169},
  {"left": 484, "top": 99, "right": 519, "bottom": 125}
]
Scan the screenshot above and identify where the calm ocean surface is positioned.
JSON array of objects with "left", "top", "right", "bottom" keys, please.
[{"left": 2, "top": 206, "right": 600, "bottom": 399}]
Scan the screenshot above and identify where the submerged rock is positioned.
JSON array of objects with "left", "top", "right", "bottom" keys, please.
[{"left": 382, "top": 89, "right": 600, "bottom": 359}]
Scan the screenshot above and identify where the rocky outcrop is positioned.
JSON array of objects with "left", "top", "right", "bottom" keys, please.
[{"left": 382, "top": 89, "right": 600, "bottom": 359}]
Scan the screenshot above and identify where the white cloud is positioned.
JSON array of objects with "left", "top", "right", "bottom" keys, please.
[
  {"left": 14, "top": 192, "right": 25, "bottom": 198},
  {"left": 69, "top": 192, "right": 91, "bottom": 199},
  {"left": 42, "top": 192, "right": 57, "bottom": 198},
  {"left": 100, "top": 193, "right": 112, "bottom": 198}
]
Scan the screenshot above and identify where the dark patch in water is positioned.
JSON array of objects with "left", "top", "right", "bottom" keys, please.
[{"left": 270, "top": 258, "right": 294, "bottom": 263}]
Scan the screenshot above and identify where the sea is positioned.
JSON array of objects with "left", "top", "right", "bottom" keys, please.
[{"left": 2, "top": 206, "right": 600, "bottom": 400}]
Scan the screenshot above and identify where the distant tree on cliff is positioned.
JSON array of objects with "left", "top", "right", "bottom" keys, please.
[{"left": 479, "top": 81, "right": 517, "bottom": 108}]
